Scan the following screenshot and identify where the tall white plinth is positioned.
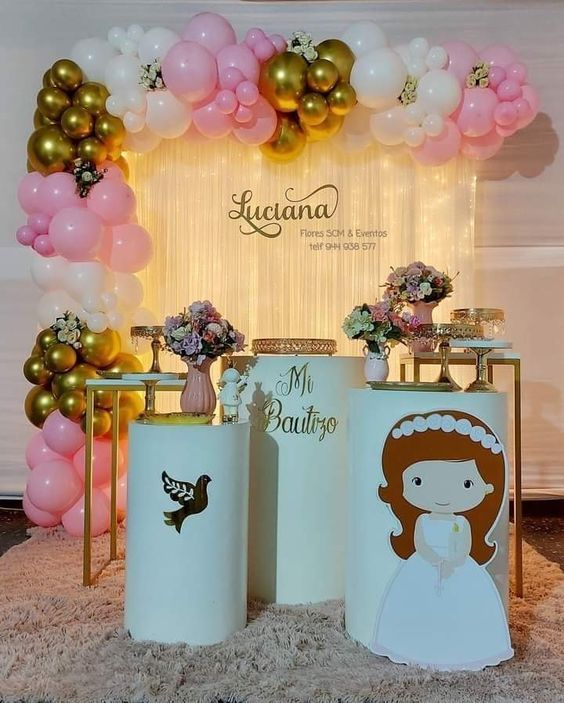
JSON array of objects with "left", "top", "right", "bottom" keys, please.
[
  {"left": 233, "top": 355, "right": 365, "bottom": 604},
  {"left": 125, "top": 421, "right": 250, "bottom": 645}
]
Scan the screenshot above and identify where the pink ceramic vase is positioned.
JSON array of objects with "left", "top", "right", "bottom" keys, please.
[
  {"left": 410, "top": 300, "right": 438, "bottom": 353},
  {"left": 180, "top": 357, "right": 217, "bottom": 415}
]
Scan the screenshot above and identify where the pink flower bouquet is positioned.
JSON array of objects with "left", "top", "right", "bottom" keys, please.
[
  {"left": 342, "top": 300, "right": 419, "bottom": 353},
  {"left": 383, "top": 261, "right": 455, "bottom": 305}
]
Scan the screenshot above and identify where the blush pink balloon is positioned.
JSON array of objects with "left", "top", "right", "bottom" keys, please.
[
  {"left": 99, "top": 223, "right": 153, "bottom": 273},
  {"left": 38, "top": 173, "right": 83, "bottom": 217},
  {"left": 496, "top": 124, "right": 518, "bottom": 138},
  {"left": 215, "top": 89, "right": 238, "bottom": 114},
  {"left": 62, "top": 488, "right": 110, "bottom": 537},
  {"left": 487, "top": 65, "right": 506, "bottom": 90},
  {"left": 17, "top": 172, "right": 44, "bottom": 214},
  {"left": 245, "top": 28, "right": 266, "bottom": 48},
  {"left": 480, "top": 45, "right": 518, "bottom": 69},
  {"left": 232, "top": 96, "right": 278, "bottom": 146},
  {"left": 494, "top": 101, "right": 517, "bottom": 127},
  {"left": 28, "top": 212, "right": 51, "bottom": 235},
  {"left": 27, "top": 458, "right": 83, "bottom": 514},
  {"left": 514, "top": 97, "right": 533, "bottom": 129},
  {"left": 219, "top": 67, "right": 244, "bottom": 91},
  {"left": 26, "top": 431, "right": 65, "bottom": 469},
  {"left": 518, "top": 85, "right": 539, "bottom": 127},
  {"left": 453, "top": 87, "right": 499, "bottom": 137},
  {"left": 234, "top": 105, "right": 253, "bottom": 124},
  {"left": 100, "top": 162, "right": 125, "bottom": 182},
  {"left": 236, "top": 80, "right": 259, "bottom": 106},
  {"left": 460, "top": 128, "right": 504, "bottom": 160},
  {"left": 270, "top": 35, "right": 287, "bottom": 54},
  {"left": 23, "top": 490, "right": 61, "bottom": 527},
  {"left": 442, "top": 41, "right": 479, "bottom": 87},
  {"left": 16, "top": 225, "right": 37, "bottom": 246},
  {"left": 161, "top": 40, "right": 218, "bottom": 103},
  {"left": 49, "top": 207, "right": 103, "bottom": 261},
  {"left": 102, "top": 473, "right": 128, "bottom": 521},
  {"left": 217, "top": 44, "right": 260, "bottom": 84},
  {"left": 507, "top": 62, "right": 527, "bottom": 84},
  {"left": 411, "top": 118, "right": 461, "bottom": 166},
  {"left": 193, "top": 99, "right": 234, "bottom": 138},
  {"left": 73, "top": 438, "right": 124, "bottom": 486},
  {"left": 87, "top": 179, "right": 136, "bottom": 225},
  {"left": 254, "top": 38, "right": 276, "bottom": 62},
  {"left": 33, "top": 235, "right": 56, "bottom": 257},
  {"left": 496, "top": 79, "right": 522, "bottom": 102},
  {"left": 43, "top": 410, "right": 86, "bottom": 456},
  {"left": 181, "top": 12, "right": 236, "bottom": 56}
]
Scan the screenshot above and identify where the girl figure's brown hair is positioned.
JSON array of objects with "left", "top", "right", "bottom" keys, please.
[{"left": 379, "top": 411, "right": 506, "bottom": 565}]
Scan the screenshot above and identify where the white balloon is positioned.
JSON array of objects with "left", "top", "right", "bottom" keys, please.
[
  {"left": 394, "top": 44, "right": 411, "bottom": 64},
  {"left": 404, "top": 126, "right": 426, "bottom": 147},
  {"left": 100, "top": 291, "right": 118, "bottom": 311},
  {"left": 351, "top": 48, "right": 407, "bottom": 112},
  {"left": 341, "top": 21, "right": 387, "bottom": 57},
  {"left": 104, "top": 54, "right": 140, "bottom": 94},
  {"left": 64, "top": 262, "right": 109, "bottom": 300},
  {"left": 145, "top": 90, "right": 191, "bottom": 139},
  {"left": 86, "top": 312, "right": 108, "bottom": 334},
  {"left": 106, "top": 94, "right": 127, "bottom": 117},
  {"left": 125, "top": 89, "right": 147, "bottom": 115},
  {"left": 113, "top": 273, "right": 144, "bottom": 309},
  {"left": 82, "top": 293, "right": 105, "bottom": 314},
  {"left": 132, "top": 307, "right": 158, "bottom": 326},
  {"left": 123, "top": 125, "right": 162, "bottom": 153},
  {"left": 407, "top": 58, "right": 427, "bottom": 79},
  {"left": 409, "top": 37, "right": 430, "bottom": 58},
  {"left": 107, "top": 309, "right": 124, "bottom": 330},
  {"left": 108, "top": 26, "right": 126, "bottom": 50},
  {"left": 370, "top": 106, "right": 409, "bottom": 146},
  {"left": 37, "top": 291, "right": 77, "bottom": 328},
  {"left": 30, "top": 256, "right": 68, "bottom": 292},
  {"left": 124, "top": 111, "right": 146, "bottom": 133},
  {"left": 127, "top": 24, "right": 145, "bottom": 42},
  {"left": 120, "top": 37, "right": 138, "bottom": 56},
  {"left": 422, "top": 113, "right": 444, "bottom": 136},
  {"left": 404, "top": 102, "right": 426, "bottom": 126},
  {"left": 417, "top": 69, "right": 462, "bottom": 116},
  {"left": 71, "top": 37, "right": 117, "bottom": 83},
  {"left": 137, "top": 27, "right": 179, "bottom": 64},
  {"left": 426, "top": 46, "right": 448, "bottom": 70}
]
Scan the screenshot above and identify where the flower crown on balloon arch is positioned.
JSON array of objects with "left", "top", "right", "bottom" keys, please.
[{"left": 17, "top": 12, "right": 538, "bottom": 536}]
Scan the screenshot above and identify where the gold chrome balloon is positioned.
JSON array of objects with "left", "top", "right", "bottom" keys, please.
[
  {"left": 306, "top": 59, "right": 339, "bottom": 94},
  {"left": 94, "top": 114, "right": 125, "bottom": 148},
  {"left": 297, "top": 92, "right": 329, "bottom": 127},
  {"left": 315, "top": 39, "right": 355, "bottom": 81},
  {"left": 303, "top": 111, "right": 345, "bottom": 141},
  {"left": 37, "top": 87, "right": 72, "bottom": 121},
  {"left": 327, "top": 82, "right": 357, "bottom": 116},
  {"left": 31, "top": 343, "right": 43, "bottom": 356},
  {"left": 259, "top": 52, "right": 308, "bottom": 113},
  {"left": 114, "top": 156, "right": 129, "bottom": 179},
  {"left": 24, "top": 386, "right": 57, "bottom": 428},
  {"left": 260, "top": 115, "right": 307, "bottom": 163},
  {"left": 104, "top": 353, "right": 143, "bottom": 375},
  {"left": 73, "top": 82, "right": 110, "bottom": 117},
  {"left": 44, "top": 343, "right": 77, "bottom": 373},
  {"left": 81, "top": 407, "right": 112, "bottom": 437},
  {"left": 50, "top": 59, "right": 83, "bottom": 93},
  {"left": 27, "top": 126, "right": 76, "bottom": 175},
  {"left": 23, "top": 355, "right": 53, "bottom": 386},
  {"left": 79, "top": 328, "right": 120, "bottom": 368},
  {"left": 60, "top": 106, "right": 94, "bottom": 139},
  {"left": 58, "top": 389, "right": 87, "bottom": 421},
  {"left": 77, "top": 136, "right": 108, "bottom": 165},
  {"left": 36, "top": 328, "right": 58, "bottom": 353},
  {"left": 51, "top": 363, "right": 99, "bottom": 398},
  {"left": 42, "top": 69, "right": 56, "bottom": 88},
  {"left": 33, "top": 108, "right": 57, "bottom": 129}
]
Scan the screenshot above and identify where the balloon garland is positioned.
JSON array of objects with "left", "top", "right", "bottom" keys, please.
[{"left": 16, "top": 12, "right": 539, "bottom": 535}]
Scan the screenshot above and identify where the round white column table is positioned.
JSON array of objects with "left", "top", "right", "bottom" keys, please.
[{"left": 124, "top": 420, "right": 250, "bottom": 645}]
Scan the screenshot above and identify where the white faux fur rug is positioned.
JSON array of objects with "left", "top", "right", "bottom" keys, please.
[{"left": 0, "top": 528, "right": 563, "bottom": 703}]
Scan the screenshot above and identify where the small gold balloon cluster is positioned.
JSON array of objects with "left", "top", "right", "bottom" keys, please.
[
  {"left": 28, "top": 58, "right": 126, "bottom": 176},
  {"left": 24, "top": 320, "right": 144, "bottom": 437},
  {"left": 259, "top": 38, "right": 357, "bottom": 163}
]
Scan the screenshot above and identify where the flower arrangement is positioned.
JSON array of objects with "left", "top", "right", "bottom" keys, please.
[
  {"left": 51, "top": 311, "right": 86, "bottom": 349},
  {"left": 72, "top": 159, "right": 106, "bottom": 198},
  {"left": 139, "top": 59, "right": 165, "bottom": 91},
  {"left": 342, "top": 301, "right": 419, "bottom": 353},
  {"left": 164, "top": 300, "right": 245, "bottom": 366},
  {"left": 287, "top": 31, "right": 318, "bottom": 62},
  {"left": 383, "top": 261, "right": 455, "bottom": 305}
]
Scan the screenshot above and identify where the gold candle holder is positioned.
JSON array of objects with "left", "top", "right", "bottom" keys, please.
[
  {"left": 450, "top": 308, "right": 505, "bottom": 340},
  {"left": 130, "top": 325, "right": 165, "bottom": 373}
]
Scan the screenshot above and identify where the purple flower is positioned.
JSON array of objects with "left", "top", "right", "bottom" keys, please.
[{"left": 180, "top": 332, "right": 203, "bottom": 357}]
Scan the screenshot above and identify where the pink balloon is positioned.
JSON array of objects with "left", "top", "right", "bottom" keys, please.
[
  {"left": 411, "top": 118, "right": 461, "bottom": 166},
  {"left": 232, "top": 96, "right": 278, "bottom": 146},
  {"left": 193, "top": 99, "right": 234, "bottom": 138},
  {"left": 161, "top": 40, "right": 218, "bottom": 103},
  {"left": 26, "top": 431, "right": 65, "bottom": 469},
  {"left": 49, "top": 207, "right": 103, "bottom": 261},
  {"left": 219, "top": 67, "right": 245, "bottom": 91},
  {"left": 487, "top": 65, "right": 506, "bottom": 90},
  {"left": 28, "top": 212, "right": 51, "bottom": 235},
  {"left": 442, "top": 41, "right": 479, "bottom": 87},
  {"left": 270, "top": 35, "right": 287, "bottom": 54},
  {"left": 234, "top": 105, "right": 253, "bottom": 124},
  {"left": 254, "top": 38, "right": 276, "bottom": 62},
  {"left": 513, "top": 97, "right": 533, "bottom": 129},
  {"left": 100, "top": 162, "right": 125, "bottom": 182},
  {"left": 62, "top": 488, "right": 110, "bottom": 537},
  {"left": 27, "top": 458, "right": 83, "bottom": 514},
  {"left": 245, "top": 28, "right": 266, "bottom": 48},
  {"left": 99, "top": 223, "right": 153, "bottom": 273},
  {"left": 181, "top": 12, "right": 236, "bottom": 56},
  {"left": 23, "top": 490, "right": 60, "bottom": 527},
  {"left": 216, "top": 89, "right": 238, "bottom": 114},
  {"left": 494, "top": 101, "right": 517, "bottom": 127},
  {"left": 43, "top": 410, "right": 85, "bottom": 456},
  {"left": 480, "top": 44, "right": 518, "bottom": 69},
  {"left": 453, "top": 87, "right": 499, "bottom": 137},
  {"left": 38, "top": 173, "right": 83, "bottom": 217},
  {"left": 102, "top": 473, "right": 128, "bottom": 521},
  {"left": 497, "top": 79, "right": 522, "bottom": 102},
  {"left": 236, "top": 80, "right": 259, "bottom": 106},
  {"left": 507, "top": 62, "right": 527, "bottom": 84},
  {"left": 519, "top": 84, "right": 539, "bottom": 126},
  {"left": 460, "top": 128, "right": 504, "bottom": 160},
  {"left": 33, "top": 235, "right": 56, "bottom": 257},
  {"left": 87, "top": 179, "right": 136, "bottom": 225},
  {"left": 496, "top": 124, "right": 518, "bottom": 138},
  {"left": 16, "top": 225, "right": 37, "bottom": 246},
  {"left": 17, "top": 172, "right": 44, "bottom": 214},
  {"left": 73, "top": 438, "right": 124, "bottom": 487},
  {"left": 217, "top": 44, "right": 260, "bottom": 84}
]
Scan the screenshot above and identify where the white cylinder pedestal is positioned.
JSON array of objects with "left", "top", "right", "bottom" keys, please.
[
  {"left": 233, "top": 355, "right": 365, "bottom": 604},
  {"left": 125, "top": 421, "right": 250, "bottom": 645},
  {"left": 346, "top": 390, "right": 513, "bottom": 671}
]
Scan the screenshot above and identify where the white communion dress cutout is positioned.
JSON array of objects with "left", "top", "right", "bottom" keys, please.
[{"left": 371, "top": 513, "right": 514, "bottom": 671}]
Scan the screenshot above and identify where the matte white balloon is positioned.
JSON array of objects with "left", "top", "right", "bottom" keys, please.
[
  {"left": 422, "top": 113, "right": 445, "bottom": 136},
  {"left": 120, "top": 37, "right": 138, "bottom": 56},
  {"left": 409, "top": 37, "right": 430, "bottom": 58},
  {"left": 82, "top": 293, "right": 105, "bottom": 314},
  {"left": 426, "top": 46, "right": 448, "bottom": 70},
  {"left": 108, "top": 27, "right": 126, "bottom": 50},
  {"left": 122, "top": 125, "right": 162, "bottom": 153},
  {"left": 137, "top": 27, "right": 180, "bottom": 64},
  {"left": 125, "top": 89, "right": 147, "bottom": 115},
  {"left": 106, "top": 94, "right": 127, "bottom": 117},
  {"left": 124, "top": 111, "right": 146, "bottom": 134},
  {"left": 370, "top": 106, "right": 409, "bottom": 146},
  {"left": 104, "top": 55, "right": 140, "bottom": 94},
  {"left": 107, "top": 309, "right": 124, "bottom": 330},
  {"left": 145, "top": 90, "right": 191, "bottom": 139},
  {"left": 64, "top": 262, "right": 108, "bottom": 300},
  {"left": 86, "top": 312, "right": 108, "bottom": 334},
  {"left": 71, "top": 37, "right": 117, "bottom": 83},
  {"left": 404, "top": 102, "right": 426, "bottom": 126},
  {"left": 417, "top": 69, "right": 462, "bottom": 116},
  {"left": 394, "top": 44, "right": 411, "bottom": 64},
  {"left": 37, "top": 291, "right": 77, "bottom": 328},
  {"left": 30, "top": 256, "right": 68, "bottom": 292},
  {"left": 100, "top": 292, "right": 118, "bottom": 312},
  {"left": 341, "top": 21, "right": 387, "bottom": 57},
  {"left": 127, "top": 24, "right": 145, "bottom": 42},
  {"left": 113, "top": 273, "right": 144, "bottom": 309},
  {"left": 407, "top": 58, "right": 427, "bottom": 79},
  {"left": 351, "top": 48, "right": 408, "bottom": 112},
  {"left": 404, "top": 126, "right": 426, "bottom": 147}
]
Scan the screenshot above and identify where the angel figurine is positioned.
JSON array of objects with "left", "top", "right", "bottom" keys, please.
[{"left": 218, "top": 366, "right": 248, "bottom": 423}]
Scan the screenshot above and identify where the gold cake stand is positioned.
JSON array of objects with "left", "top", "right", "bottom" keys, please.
[
  {"left": 130, "top": 325, "right": 165, "bottom": 373},
  {"left": 451, "top": 308, "right": 505, "bottom": 340},
  {"left": 251, "top": 338, "right": 337, "bottom": 356}
]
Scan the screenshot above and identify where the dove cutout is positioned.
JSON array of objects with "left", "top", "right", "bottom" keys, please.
[{"left": 161, "top": 471, "right": 212, "bottom": 533}]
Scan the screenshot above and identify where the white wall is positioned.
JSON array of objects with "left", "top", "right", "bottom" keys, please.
[{"left": 1, "top": 0, "right": 562, "bottom": 494}]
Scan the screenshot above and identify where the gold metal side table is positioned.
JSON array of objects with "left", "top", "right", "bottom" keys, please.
[{"left": 399, "top": 350, "right": 523, "bottom": 597}]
